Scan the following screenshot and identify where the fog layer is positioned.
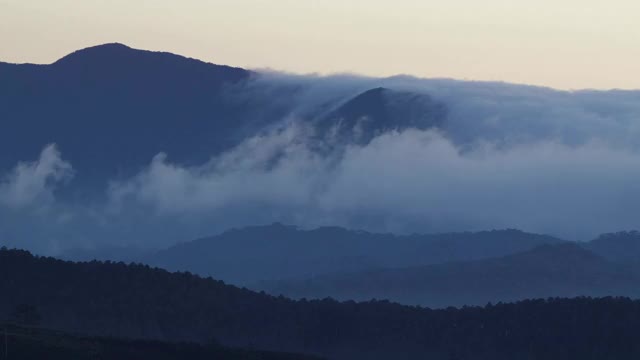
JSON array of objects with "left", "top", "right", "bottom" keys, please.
[{"left": 3, "top": 75, "right": 640, "bottom": 252}]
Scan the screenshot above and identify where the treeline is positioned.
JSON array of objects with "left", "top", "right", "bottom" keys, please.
[
  {"left": 2, "top": 248, "right": 640, "bottom": 359},
  {"left": 0, "top": 323, "right": 322, "bottom": 360}
]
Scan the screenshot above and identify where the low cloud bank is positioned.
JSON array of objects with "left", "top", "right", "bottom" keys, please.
[
  {"left": 3, "top": 76, "right": 640, "bottom": 253},
  {"left": 108, "top": 127, "right": 640, "bottom": 242}
]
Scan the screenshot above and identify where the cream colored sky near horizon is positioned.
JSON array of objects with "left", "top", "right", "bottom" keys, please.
[{"left": 1, "top": 0, "right": 639, "bottom": 90}]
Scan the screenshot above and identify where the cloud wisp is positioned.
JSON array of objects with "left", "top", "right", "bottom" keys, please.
[
  {"left": 106, "top": 126, "right": 640, "bottom": 242},
  {"left": 3, "top": 76, "right": 640, "bottom": 253},
  {"left": 0, "top": 144, "right": 73, "bottom": 209}
]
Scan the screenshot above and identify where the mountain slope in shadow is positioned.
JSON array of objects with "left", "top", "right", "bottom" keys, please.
[
  {"left": 264, "top": 243, "right": 640, "bottom": 307},
  {"left": 144, "top": 223, "right": 564, "bottom": 286},
  {"left": 315, "top": 87, "right": 447, "bottom": 145},
  {"left": 0, "top": 43, "right": 253, "bottom": 189},
  {"left": 0, "top": 44, "right": 449, "bottom": 194}
]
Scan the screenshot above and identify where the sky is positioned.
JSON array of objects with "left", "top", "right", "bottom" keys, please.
[{"left": 1, "top": 0, "right": 639, "bottom": 90}]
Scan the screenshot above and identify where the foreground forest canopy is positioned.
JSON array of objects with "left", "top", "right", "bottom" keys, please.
[
  {"left": 0, "top": 324, "right": 322, "bottom": 360},
  {"left": 2, "top": 248, "right": 640, "bottom": 360}
]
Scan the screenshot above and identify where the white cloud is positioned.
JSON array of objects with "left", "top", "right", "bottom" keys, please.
[
  {"left": 4, "top": 76, "right": 640, "bottom": 253},
  {"left": 107, "top": 123, "right": 324, "bottom": 215},
  {"left": 0, "top": 144, "right": 73, "bottom": 209},
  {"left": 106, "top": 125, "right": 640, "bottom": 241}
]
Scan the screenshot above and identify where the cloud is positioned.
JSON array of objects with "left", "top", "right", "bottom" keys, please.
[
  {"left": 106, "top": 124, "right": 640, "bottom": 241},
  {"left": 0, "top": 144, "right": 73, "bottom": 209},
  {"left": 3, "top": 76, "right": 640, "bottom": 254},
  {"left": 249, "top": 73, "right": 640, "bottom": 149},
  {"left": 107, "top": 123, "right": 324, "bottom": 215},
  {"left": 318, "top": 130, "right": 640, "bottom": 239},
  {"left": 99, "top": 75, "right": 640, "bottom": 242}
]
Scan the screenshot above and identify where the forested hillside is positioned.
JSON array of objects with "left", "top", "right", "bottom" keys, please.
[
  {"left": 0, "top": 324, "right": 322, "bottom": 360},
  {"left": 3, "top": 248, "right": 640, "bottom": 360}
]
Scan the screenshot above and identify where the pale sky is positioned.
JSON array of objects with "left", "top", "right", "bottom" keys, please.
[{"left": 1, "top": 0, "right": 639, "bottom": 90}]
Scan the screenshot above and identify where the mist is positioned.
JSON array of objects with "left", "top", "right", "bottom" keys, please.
[{"left": 2, "top": 74, "right": 640, "bottom": 253}]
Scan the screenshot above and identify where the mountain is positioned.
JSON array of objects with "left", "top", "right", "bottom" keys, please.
[
  {"left": 3, "top": 248, "right": 640, "bottom": 360},
  {"left": 0, "top": 43, "right": 455, "bottom": 255},
  {"left": 263, "top": 244, "right": 640, "bottom": 308},
  {"left": 0, "top": 44, "right": 448, "bottom": 194},
  {"left": 144, "top": 224, "right": 564, "bottom": 286},
  {"left": 585, "top": 231, "right": 640, "bottom": 264},
  {"left": 0, "top": 43, "right": 255, "bottom": 190},
  {"left": 2, "top": 323, "right": 321, "bottom": 360},
  {"left": 315, "top": 87, "right": 446, "bottom": 145}
]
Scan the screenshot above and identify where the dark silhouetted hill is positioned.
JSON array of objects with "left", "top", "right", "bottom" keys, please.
[
  {"left": 264, "top": 243, "right": 640, "bottom": 307},
  {"left": 3, "top": 248, "right": 640, "bottom": 359},
  {"left": 60, "top": 245, "right": 153, "bottom": 263},
  {"left": 145, "top": 224, "right": 563, "bottom": 285},
  {"left": 1, "top": 323, "right": 322, "bottom": 360}
]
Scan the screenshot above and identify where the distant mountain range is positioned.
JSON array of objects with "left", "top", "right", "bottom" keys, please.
[
  {"left": 4, "top": 248, "right": 640, "bottom": 360},
  {"left": 142, "top": 223, "right": 564, "bottom": 285},
  {"left": 56, "top": 224, "right": 640, "bottom": 309},
  {"left": 83, "top": 224, "right": 640, "bottom": 308},
  {"left": 263, "top": 243, "right": 640, "bottom": 307},
  {"left": 0, "top": 43, "right": 446, "bottom": 192}
]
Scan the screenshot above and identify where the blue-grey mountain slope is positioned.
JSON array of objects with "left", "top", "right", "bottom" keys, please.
[
  {"left": 263, "top": 243, "right": 640, "bottom": 307},
  {"left": 0, "top": 43, "right": 448, "bottom": 194},
  {"left": 144, "top": 223, "right": 563, "bottom": 286},
  {"left": 0, "top": 43, "right": 252, "bottom": 190}
]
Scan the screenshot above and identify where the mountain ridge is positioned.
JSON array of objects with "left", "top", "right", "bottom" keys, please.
[
  {"left": 264, "top": 242, "right": 640, "bottom": 307},
  {"left": 0, "top": 43, "right": 254, "bottom": 189},
  {"left": 144, "top": 224, "right": 565, "bottom": 286}
]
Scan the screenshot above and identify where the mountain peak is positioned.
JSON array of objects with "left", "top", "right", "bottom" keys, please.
[
  {"left": 53, "top": 43, "right": 136, "bottom": 65},
  {"left": 51, "top": 43, "right": 248, "bottom": 76},
  {"left": 84, "top": 42, "right": 131, "bottom": 51},
  {"left": 316, "top": 86, "right": 447, "bottom": 145},
  {"left": 47, "top": 42, "right": 250, "bottom": 85}
]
